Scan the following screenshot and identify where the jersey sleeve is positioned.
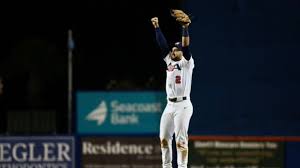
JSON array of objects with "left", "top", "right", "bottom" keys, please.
[
  {"left": 182, "top": 46, "right": 192, "bottom": 60},
  {"left": 155, "top": 28, "right": 170, "bottom": 58},
  {"left": 182, "top": 55, "right": 195, "bottom": 69}
]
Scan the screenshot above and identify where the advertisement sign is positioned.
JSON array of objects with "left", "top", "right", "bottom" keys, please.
[
  {"left": 81, "top": 137, "right": 162, "bottom": 168},
  {"left": 189, "top": 138, "right": 284, "bottom": 168},
  {"left": 0, "top": 136, "right": 75, "bottom": 168},
  {"left": 77, "top": 91, "right": 166, "bottom": 134}
]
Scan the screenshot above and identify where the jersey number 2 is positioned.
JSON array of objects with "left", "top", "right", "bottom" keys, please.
[{"left": 175, "top": 76, "right": 181, "bottom": 84}]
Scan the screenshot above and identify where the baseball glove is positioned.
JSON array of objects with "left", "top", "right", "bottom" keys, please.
[{"left": 170, "top": 9, "right": 191, "bottom": 25}]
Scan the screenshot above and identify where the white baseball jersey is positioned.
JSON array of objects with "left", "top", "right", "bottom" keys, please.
[{"left": 164, "top": 54, "right": 194, "bottom": 99}]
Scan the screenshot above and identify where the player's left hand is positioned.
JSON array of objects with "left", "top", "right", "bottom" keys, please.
[{"left": 170, "top": 9, "right": 191, "bottom": 27}]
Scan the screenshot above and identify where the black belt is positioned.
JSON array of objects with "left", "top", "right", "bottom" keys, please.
[{"left": 168, "top": 96, "right": 187, "bottom": 102}]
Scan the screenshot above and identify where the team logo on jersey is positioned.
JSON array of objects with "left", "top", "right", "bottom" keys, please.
[
  {"left": 167, "top": 63, "right": 181, "bottom": 71},
  {"left": 86, "top": 101, "right": 108, "bottom": 125}
]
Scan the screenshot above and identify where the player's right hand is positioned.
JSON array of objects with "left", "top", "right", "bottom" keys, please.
[{"left": 151, "top": 17, "right": 159, "bottom": 28}]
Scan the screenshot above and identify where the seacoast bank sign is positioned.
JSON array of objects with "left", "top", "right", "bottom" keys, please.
[
  {"left": 0, "top": 136, "right": 75, "bottom": 168},
  {"left": 77, "top": 91, "right": 166, "bottom": 134}
]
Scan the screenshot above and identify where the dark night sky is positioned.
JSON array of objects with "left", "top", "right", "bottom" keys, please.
[
  {"left": 1, "top": 0, "right": 300, "bottom": 135},
  {"left": 0, "top": 0, "right": 188, "bottom": 116},
  {"left": 0, "top": 1, "right": 188, "bottom": 132},
  {"left": 1, "top": 0, "right": 186, "bottom": 90}
]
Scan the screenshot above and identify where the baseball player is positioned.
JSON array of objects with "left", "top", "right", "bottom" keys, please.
[{"left": 151, "top": 10, "right": 194, "bottom": 168}]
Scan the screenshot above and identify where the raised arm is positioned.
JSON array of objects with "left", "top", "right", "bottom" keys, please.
[
  {"left": 170, "top": 9, "right": 192, "bottom": 60},
  {"left": 181, "top": 24, "right": 192, "bottom": 60},
  {"left": 151, "top": 17, "right": 170, "bottom": 57}
]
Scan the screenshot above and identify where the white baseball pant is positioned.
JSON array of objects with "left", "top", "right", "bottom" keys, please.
[{"left": 159, "top": 99, "right": 193, "bottom": 168}]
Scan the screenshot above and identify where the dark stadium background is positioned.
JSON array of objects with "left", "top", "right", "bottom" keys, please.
[
  {"left": 0, "top": 0, "right": 184, "bottom": 133},
  {"left": 1, "top": 0, "right": 300, "bottom": 167},
  {"left": 1, "top": 0, "right": 300, "bottom": 148}
]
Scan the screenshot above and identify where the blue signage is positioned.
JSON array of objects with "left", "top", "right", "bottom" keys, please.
[
  {"left": 76, "top": 91, "right": 166, "bottom": 134},
  {"left": 0, "top": 136, "right": 75, "bottom": 168}
]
